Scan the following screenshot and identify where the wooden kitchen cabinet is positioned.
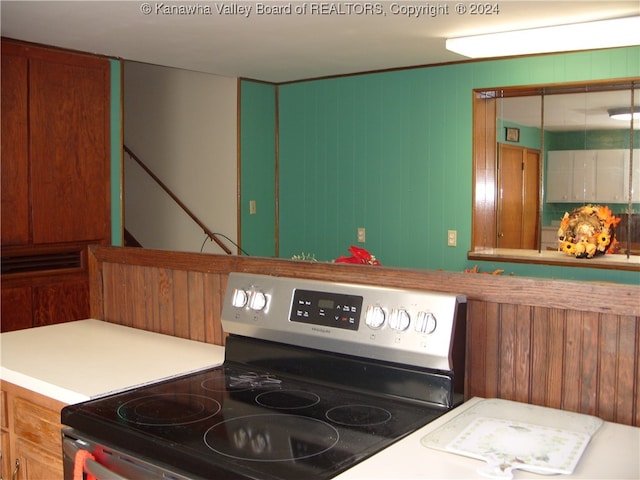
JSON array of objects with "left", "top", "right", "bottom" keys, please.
[
  {"left": 1, "top": 430, "right": 11, "bottom": 480},
  {"left": 1, "top": 390, "right": 11, "bottom": 480},
  {"left": 0, "top": 382, "right": 66, "bottom": 480},
  {"left": 0, "top": 287, "right": 32, "bottom": 332},
  {"left": 1, "top": 275, "right": 90, "bottom": 332},
  {"left": 0, "top": 46, "right": 29, "bottom": 246},
  {"left": 29, "top": 52, "right": 111, "bottom": 244},
  {"left": 1, "top": 38, "right": 111, "bottom": 332}
]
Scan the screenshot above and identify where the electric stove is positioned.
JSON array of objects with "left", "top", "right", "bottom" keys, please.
[{"left": 62, "top": 273, "right": 467, "bottom": 479}]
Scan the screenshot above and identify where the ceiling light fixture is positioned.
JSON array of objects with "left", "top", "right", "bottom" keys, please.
[
  {"left": 608, "top": 107, "right": 640, "bottom": 121},
  {"left": 446, "top": 16, "right": 640, "bottom": 58}
]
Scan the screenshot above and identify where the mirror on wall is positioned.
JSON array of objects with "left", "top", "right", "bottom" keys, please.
[{"left": 470, "top": 79, "right": 640, "bottom": 270}]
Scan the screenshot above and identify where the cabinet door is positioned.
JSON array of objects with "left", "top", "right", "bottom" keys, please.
[
  {"left": 546, "top": 151, "right": 573, "bottom": 202},
  {"left": 14, "top": 438, "right": 63, "bottom": 480},
  {"left": 1, "top": 287, "right": 33, "bottom": 332},
  {"left": 1, "top": 390, "right": 11, "bottom": 480},
  {"left": 1, "top": 46, "right": 30, "bottom": 246},
  {"left": 571, "top": 150, "right": 596, "bottom": 202},
  {"left": 2, "top": 383, "right": 66, "bottom": 480},
  {"left": 32, "top": 279, "right": 90, "bottom": 328},
  {"left": 29, "top": 54, "right": 110, "bottom": 244},
  {"left": 1, "top": 430, "right": 12, "bottom": 480},
  {"left": 596, "top": 150, "right": 627, "bottom": 203}
]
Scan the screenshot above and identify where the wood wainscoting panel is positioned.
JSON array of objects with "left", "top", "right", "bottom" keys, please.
[
  {"left": 98, "top": 260, "right": 226, "bottom": 345},
  {"left": 597, "top": 314, "right": 618, "bottom": 422},
  {"left": 466, "top": 300, "right": 639, "bottom": 426},
  {"left": 205, "top": 273, "right": 226, "bottom": 346},
  {"left": 89, "top": 246, "right": 640, "bottom": 426},
  {"left": 530, "top": 307, "right": 564, "bottom": 409}
]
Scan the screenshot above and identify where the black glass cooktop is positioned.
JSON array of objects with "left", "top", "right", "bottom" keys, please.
[{"left": 62, "top": 363, "right": 446, "bottom": 480}]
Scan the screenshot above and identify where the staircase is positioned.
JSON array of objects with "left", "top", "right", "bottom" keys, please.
[{"left": 123, "top": 145, "right": 232, "bottom": 254}]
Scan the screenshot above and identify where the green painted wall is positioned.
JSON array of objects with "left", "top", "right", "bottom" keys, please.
[
  {"left": 278, "top": 68, "right": 473, "bottom": 268},
  {"left": 497, "top": 121, "right": 540, "bottom": 148},
  {"left": 240, "top": 80, "right": 277, "bottom": 257},
  {"left": 548, "top": 128, "right": 640, "bottom": 151},
  {"left": 242, "top": 47, "right": 640, "bottom": 284}
]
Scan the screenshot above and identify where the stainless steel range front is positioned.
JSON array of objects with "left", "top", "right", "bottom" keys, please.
[{"left": 62, "top": 273, "right": 467, "bottom": 480}]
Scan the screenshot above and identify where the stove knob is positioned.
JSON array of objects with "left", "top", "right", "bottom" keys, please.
[
  {"left": 416, "top": 312, "right": 437, "bottom": 334},
  {"left": 249, "top": 290, "right": 268, "bottom": 311},
  {"left": 389, "top": 309, "right": 411, "bottom": 331},
  {"left": 365, "top": 305, "right": 386, "bottom": 329},
  {"left": 231, "top": 288, "right": 249, "bottom": 308}
]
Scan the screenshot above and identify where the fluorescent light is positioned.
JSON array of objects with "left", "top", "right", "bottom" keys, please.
[
  {"left": 446, "top": 16, "right": 640, "bottom": 58},
  {"left": 608, "top": 107, "right": 640, "bottom": 121}
]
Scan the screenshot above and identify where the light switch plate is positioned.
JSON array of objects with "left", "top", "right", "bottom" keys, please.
[{"left": 447, "top": 230, "right": 457, "bottom": 246}]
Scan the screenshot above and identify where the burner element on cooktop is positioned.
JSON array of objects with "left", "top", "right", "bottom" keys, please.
[
  {"left": 255, "top": 389, "right": 321, "bottom": 409},
  {"left": 116, "top": 394, "right": 221, "bottom": 426},
  {"left": 203, "top": 414, "right": 340, "bottom": 462},
  {"left": 326, "top": 405, "right": 392, "bottom": 427}
]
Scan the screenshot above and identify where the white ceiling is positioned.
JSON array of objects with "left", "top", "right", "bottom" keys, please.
[{"left": 1, "top": 1, "right": 638, "bottom": 83}]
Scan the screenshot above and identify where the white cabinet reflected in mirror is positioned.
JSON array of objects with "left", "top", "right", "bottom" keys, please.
[{"left": 471, "top": 80, "right": 640, "bottom": 270}]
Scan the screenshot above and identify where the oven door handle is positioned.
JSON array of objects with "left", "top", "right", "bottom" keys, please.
[
  {"left": 63, "top": 438, "right": 130, "bottom": 480},
  {"left": 84, "top": 457, "right": 130, "bottom": 480}
]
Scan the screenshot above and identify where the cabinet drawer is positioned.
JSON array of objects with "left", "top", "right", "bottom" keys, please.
[{"left": 13, "top": 397, "right": 62, "bottom": 454}]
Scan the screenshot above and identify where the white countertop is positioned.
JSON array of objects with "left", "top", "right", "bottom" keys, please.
[
  {"left": 336, "top": 397, "right": 640, "bottom": 480},
  {"left": 2, "top": 322, "right": 638, "bottom": 478},
  {"left": 0, "top": 319, "right": 225, "bottom": 404}
]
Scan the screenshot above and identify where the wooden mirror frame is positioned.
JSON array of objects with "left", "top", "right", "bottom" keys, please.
[{"left": 469, "top": 79, "right": 640, "bottom": 272}]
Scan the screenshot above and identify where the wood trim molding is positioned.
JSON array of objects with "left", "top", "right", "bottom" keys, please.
[{"left": 89, "top": 246, "right": 639, "bottom": 316}]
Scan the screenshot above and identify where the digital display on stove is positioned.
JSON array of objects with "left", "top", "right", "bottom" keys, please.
[
  {"left": 290, "top": 289, "right": 363, "bottom": 331},
  {"left": 318, "top": 299, "right": 334, "bottom": 309}
]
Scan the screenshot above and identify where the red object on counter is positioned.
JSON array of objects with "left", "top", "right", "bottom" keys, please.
[{"left": 334, "top": 245, "right": 381, "bottom": 265}]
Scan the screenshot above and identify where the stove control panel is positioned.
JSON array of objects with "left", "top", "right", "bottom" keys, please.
[
  {"left": 222, "top": 273, "right": 466, "bottom": 371},
  {"left": 290, "top": 289, "right": 363, "bottom": 331}
]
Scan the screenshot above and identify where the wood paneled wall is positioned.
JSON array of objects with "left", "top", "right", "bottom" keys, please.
[
  {"left": 89, "top": 246, "right": 640, "bottom": 426},
  {"left": 466, "top": 301, "right": 639, "bottom": 426},
  {"left": 98, "top": 261, "right": 227, "bottom": 345}
]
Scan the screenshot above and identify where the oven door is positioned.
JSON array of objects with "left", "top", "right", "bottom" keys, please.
[{"left": 62, "top": 427, "right": 191, "bottom": 480}]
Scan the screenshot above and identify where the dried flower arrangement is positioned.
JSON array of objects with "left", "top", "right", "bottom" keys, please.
[{"left": 558, "top": 205, "right": 620, "bottom": 258}]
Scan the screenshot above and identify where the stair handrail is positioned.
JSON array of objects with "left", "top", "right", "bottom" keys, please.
[{"left": 124, "top": 145, "right": 232, "bottom": 255}]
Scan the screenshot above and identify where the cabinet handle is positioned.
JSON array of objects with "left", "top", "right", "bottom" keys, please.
[{"left": 11, "top": 459, "right": 19, "bottom": 480}]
